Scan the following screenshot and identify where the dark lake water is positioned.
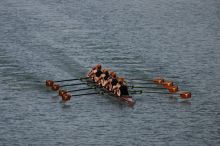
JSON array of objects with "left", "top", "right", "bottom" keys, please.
[{"left": 0, "top": 0, "right": 220, "bottom": 145}]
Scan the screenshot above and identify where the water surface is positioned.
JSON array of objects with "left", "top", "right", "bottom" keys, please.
[{"left": 0, "top": 0, "right": 219, "bottom": 145}]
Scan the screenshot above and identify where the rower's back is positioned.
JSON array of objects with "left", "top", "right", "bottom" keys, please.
[
  {"left": 110, "top": 72, "right": 118, "bottom": 86},
  {"left": 117, "top": 78, "right": 129, "bottom": 96},
  {"left": 119, "top": 84, "right": 129, "bottom": 96},
  {"left": 95, "top": 64, "right": 102, "bottom": 77},
  {"left": 103, "top": 71, "right": 110, "bottom": 80},
  {"left": 95, "top": 69, "right": 102, "bottom": 77}
]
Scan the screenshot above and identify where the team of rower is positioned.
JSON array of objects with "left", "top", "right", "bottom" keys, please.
[{"left": 87, "top": 64, "right": 130, "bottom": 97}]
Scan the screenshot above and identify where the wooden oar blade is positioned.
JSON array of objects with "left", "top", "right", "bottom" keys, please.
[
  {"left": 180, "top": 92, "right": 192, "bottom": 99},
  {"left": 51, "top": 84, "right": 60, "bottom": 91},
  {"left": 46, "top": 80, "right": 54, "bottom": 87}
]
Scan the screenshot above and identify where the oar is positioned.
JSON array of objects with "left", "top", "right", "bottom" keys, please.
[
  {"left": 129, "top": 82, "right": 160, "bottom": 85},
  {"left": 58, "top": 87, "right": 95, "bottom": 96},
  {"left": 129, "top": 78, "right": 178, "bottom": 89},
  {"left": 129, "top": 84, "right": 179, "bottom": 93},
  {"left": 129, "top": 90, "right": 143, "bottom": 94},
  {"left": 128, "top": 85, "right": 165, "bottom": 90},
  {"left": 51, "top": 83, "right": 85, "bottom": 91},
  {"left": 149, "top": 90, "right": 191, "bottom": 99},
  {"left": 130, "top": 76, "right": 182, "bottom": 91},
  {"left": 130, "top": 90, "right": 191, "bottom": 99},
  {"left": 131, "top": 80, "right": 173, "bottom": 86},
  {"left": 129, "top": 77, "right": 165, "bottom": 84},
  {"left": 51, "top": 81, "right": 96, "bottom": 91},
  {"left": 61, "top": 92, "right": 101, "bottom": 101},
  {"left": 45, "top": 77, "right": 89, "bottom": 87}
]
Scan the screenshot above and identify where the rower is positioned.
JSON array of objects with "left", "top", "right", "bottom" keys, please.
[
  {"left": 113, "top": 78, "right": 129, "bottom": 97},
  {"left": 87, "top": 64, "right": 102, "bottom": 81},
  {"left": 106, "top": 72, "right": 118, "bottom": 91},
  {"left": 93, "top": 64, "right": 102, "bottom": 82},
  {"left": 97, "top": 69, "right": 110, "bottom": 87},
  {"left": 101, "top": 69, "right": 110, "bottom": 87}
]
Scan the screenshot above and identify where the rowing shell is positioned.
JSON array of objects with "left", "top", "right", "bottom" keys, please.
[{"left": 86, "top": 78, "right": 136, "bottom": 107}]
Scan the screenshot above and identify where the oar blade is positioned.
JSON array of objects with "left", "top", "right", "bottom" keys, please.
[
  {"left": 51, "top": 84, "right": 60, "bottom": 91},
  {"left": 180, "top": 92, "right": 192, "bottom": 99},
  {"left": 59, "top": 90, "right": 68, "bottom": 96},
  {"left": 46, "top": 80, "right": 54, "bottom": 87},
  {"left": 62, "top": 93, "right": 71, "bottom": 101},
  {"left": 167, "top": 86, "right": 179, "bottom": 93}
]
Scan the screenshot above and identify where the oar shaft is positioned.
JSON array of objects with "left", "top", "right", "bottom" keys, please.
[
  {"left": 56, "top": 79, "right": 78, "bottom": 82},
  {"left": 129, "top": 78, "right": 153, "bottom": 81},
  {"left": 60, "top": 83, "right": 86, "bottom": 87},
  {"left": 67, "top": 87, "right": 94, "bottom": 92},
  {"left": 142, "top": 90, "right": 192, "bottom": 99},
  {"left": 141, "top": 91, "right": 172, "bottom": 94},
  {"left": 128, "top": 82, "right": 154, "bottom": 84},
  {"left": 60, "top": 80, "right": 96, "bottom": 87},
  {"left": 54, "top": 77, "right": 89, "bottom": 82},
  {"left": 129, "top": 90, "right": 142, "bottom": 94},
  {"left": 70, "top": 92, "right": 99, "bottom": 97},
  {"left": 129, "top": 86, "right": 165, "bottom": 89},
  {"left": 130, "top": 90, "right": 173, "bottom": 94}
]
